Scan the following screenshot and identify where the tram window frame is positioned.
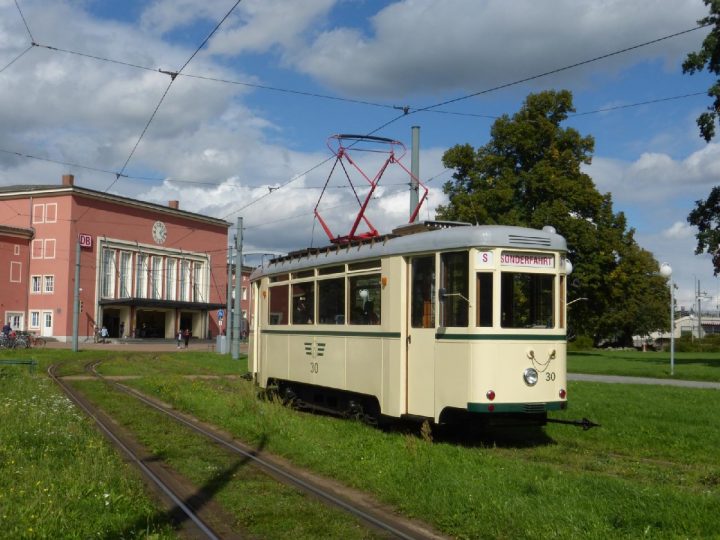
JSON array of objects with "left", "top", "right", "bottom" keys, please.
[
  {"left": 318, "top": 265, "right": 344, "bottom": 276},
  {"left": 348, "top": 273, "right": 381, "bottom": 325},
  {"left": 411, "top": 255, "right": 436, "bottom": 329},
  {"left": 440, "top": 251, "right": 469, "bottom": 327},
  {"left": 559, "top": 275, "right": 565, "bottom": 329},
  {"left": 268, "top": 284, "right": 289, "bottom": 325},
  {"left": 476, "top": 272, "right": 494, "bottom": 327},
  {"left": 500, "top": 272, "right": 554, "bottom": 329},
  {"left": 318, "top": 277, "right": 345, "bottom": 324},
  {"left": 291, "top": 281, "right": 315, "bottom": 325},
  {"left": 270, "top": 274, "right": 289, "bottom": 283},
  {"left": 348, "top": 260, "right": 381, "bottom": 272},
  {"left": 292, "top": 269, "right": 314, "bottom": 280}
]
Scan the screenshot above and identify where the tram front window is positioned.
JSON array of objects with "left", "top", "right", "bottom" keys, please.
[{"left": 501, "top": 273, "right": 554, "bottom": 328}]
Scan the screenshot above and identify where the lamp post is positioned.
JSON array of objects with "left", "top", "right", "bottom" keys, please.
[{"left": 659, "top": 263, "right": 674, "bottom": 375}]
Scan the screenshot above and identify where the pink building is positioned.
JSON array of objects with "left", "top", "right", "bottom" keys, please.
[{"left": 0, "top": 175, "right": 230, "bottom": 341}]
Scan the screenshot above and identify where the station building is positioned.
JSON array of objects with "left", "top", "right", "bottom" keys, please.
[{"left": 0, "top": 175, "right": 230, "bottom": 341}]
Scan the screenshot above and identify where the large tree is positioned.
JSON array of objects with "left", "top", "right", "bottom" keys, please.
[
  {"left": 688, "top": 186, "right": 720, "bottom": 274},
  {"left": 438, "top": 90, "right": 669, "bottom": 345},
  {"left": 682, "top": 0, "right": 720, "bottom": 142}
]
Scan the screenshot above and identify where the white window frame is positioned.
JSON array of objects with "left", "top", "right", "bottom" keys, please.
[
  {"left": 13, "top": 245, "right": 20, "bottom": 256},
  {"left": 42, "top": 311, "right": 53, "bottom": 337},
  {"left": 32, "top": 204, "right": 44, "bottom": 224},
  {"left": 166, "top": 258, "right": 176, "bottom": 301},
  {"left": 119, "top": 251, "right": 132, "bottom": 298},
  {"left": 44, "top": 239, "right": 56, "bottom": 259},
  {"left": 30, "top": 311, "right": 40, "bottom": 329},
  {"left": 101, "top": 249, "right": 116, "bottom": 298},
  {"left": 151, "top": 256, "right": 163, "bottom": 299},
  {"left": 31, "top": 275, "right": 41, "bottom": 293},
  {"left": 31, "top": 239, "right": 43, "bottom": 259},
  {"left": 136, "top": 254, "right": 148, "bottom": 298},
  {"left": 44, "top": 275, "right": 54, "bottom": 294},
  {"left": 9, "top": 261, "right": 21, "bottom": 283},
  {"left": 45, "top": 203, "right": 57, "bottom": 223}
]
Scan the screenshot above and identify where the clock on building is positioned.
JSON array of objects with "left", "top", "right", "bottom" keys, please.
[{"left": 152, "top": 220, "right": 167, "bottom": 244}]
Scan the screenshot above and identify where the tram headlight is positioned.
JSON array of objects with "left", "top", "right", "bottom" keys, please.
[{"left": 523, "top": 368, "right": 539, "bottom": 386}]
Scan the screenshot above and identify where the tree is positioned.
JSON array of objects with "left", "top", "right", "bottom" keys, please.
[
  {"left": 688, "top": 186, "right": 720, "bottom": 274},
  {"left": 682, "top": 0, "right": 720, "bottom": 142},
  {"left": 439, "top": 90, "right": 669, "bottom": 345}
]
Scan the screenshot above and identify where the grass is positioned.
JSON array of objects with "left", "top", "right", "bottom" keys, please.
[
  {"left": 0, "top": 366, "right": 176, "bottom": 539},
  {"left": 119, "top": 362, "right": 720, "bottom": 539},
  {"left": 568, "top": 349, "right": 720, "bottom": 381},
  {"left": 3, "top": 347, "right": 720, "bottom": 538}
]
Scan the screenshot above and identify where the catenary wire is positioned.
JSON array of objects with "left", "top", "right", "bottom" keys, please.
[
  {"left": 0, "top": 44, "right": 33, "bottom": 75},
  {"left": 13, "top": 0, "right": 35, "bottom": 44}
]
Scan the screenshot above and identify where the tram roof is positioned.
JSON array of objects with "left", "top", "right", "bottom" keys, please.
[{"left": 250, "top": 223, "right": 567, "bottom": 280}]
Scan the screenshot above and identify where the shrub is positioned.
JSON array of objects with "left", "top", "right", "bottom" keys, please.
[{"left": 568, "top": 335, "right": 594, "bottom": 351}]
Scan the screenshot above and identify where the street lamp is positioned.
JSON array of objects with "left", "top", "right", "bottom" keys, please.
[{"left": 659, "top": 263, "right": 674, "bottom": 376}]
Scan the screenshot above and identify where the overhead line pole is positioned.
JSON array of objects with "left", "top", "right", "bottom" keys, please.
[
  {"left": 232, "top": 217, "right": 243, "bottom": 360},
  {"left": 225, "top": 243, "right": 234, "bottom": 350}
]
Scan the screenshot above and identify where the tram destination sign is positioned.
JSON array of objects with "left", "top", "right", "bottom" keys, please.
[{"left": 500, "top": 251, "right": 554, "bottom": 268}]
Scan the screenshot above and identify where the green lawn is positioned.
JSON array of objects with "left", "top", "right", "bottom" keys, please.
[{"left": 569, "top": 349, "right": 720, "bottom": 381}]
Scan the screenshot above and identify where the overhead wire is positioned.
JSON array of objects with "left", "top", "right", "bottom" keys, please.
[
  {"left": 13, "top": 0, "right": 34, "bottom": 43},
  {"left": 0, "top": 44, "right": 34, "bottom": 75}
]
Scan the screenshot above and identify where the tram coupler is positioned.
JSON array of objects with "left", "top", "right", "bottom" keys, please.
[{"left": 546, "top": 417, "right": 600, "bottom": 430}]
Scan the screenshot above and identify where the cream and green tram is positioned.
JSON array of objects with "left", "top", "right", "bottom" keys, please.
[{"left": 249, "top": 222, "right": 570, "bottom": 426}]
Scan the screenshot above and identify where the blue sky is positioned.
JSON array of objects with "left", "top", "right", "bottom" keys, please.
[{"left": 1, "top": 0, "right": 718, "bottom": 310}]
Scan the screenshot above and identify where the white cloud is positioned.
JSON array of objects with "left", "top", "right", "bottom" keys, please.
[{"left": 663, "top": 221, "right": 693, "bottom": 240}]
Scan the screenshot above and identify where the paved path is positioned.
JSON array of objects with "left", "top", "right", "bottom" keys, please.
[
  {"left": 569, "top": 373, "right": 720, "bottom": 389},
  {"left": 43, "top": 339, "right": 248, "bottom": 354}
]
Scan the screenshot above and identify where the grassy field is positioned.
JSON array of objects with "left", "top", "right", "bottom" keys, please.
[
  {"left": 568, "top": 349, "right": 720, "bottom": 381},
  {"left": 2, "top": 347, "right": 719, "bottom": 538}
]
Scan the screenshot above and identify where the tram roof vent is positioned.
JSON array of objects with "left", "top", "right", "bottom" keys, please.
[
  {"left": 392, "top": 220, "right": 471, "bottom": 237},
  {"left": 508, "top": 234, "right": 552, "bottom": 246}
]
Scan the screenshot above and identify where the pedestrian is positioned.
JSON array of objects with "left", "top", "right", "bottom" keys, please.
[
  {"left": 177, "top": 329, "right": 182, "bottom": 349},
  {"left": 2, "top": 322, "right": 11, "bottom": 337},
  {"left": 100, "top": 325, "right": 109, "bottom": 343},
  {"left": 183, "top": 328, "right": 191, "bottom": 349},
  {"left": 119, "top": 321, "right": 125, "bottom": 338}
]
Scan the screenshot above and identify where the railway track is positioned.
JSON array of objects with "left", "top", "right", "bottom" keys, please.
[{"left": 49, "top": 361, "right": 444, "bottom": 540}]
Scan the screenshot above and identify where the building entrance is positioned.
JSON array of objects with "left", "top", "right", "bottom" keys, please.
[{"left": 136, "top": 310, "right": 167, "bottom": 338}]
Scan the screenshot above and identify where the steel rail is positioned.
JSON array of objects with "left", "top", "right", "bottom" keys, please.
[
  {"left": 47, "top": 364, "right": 221, "bottom": 540},
  {"left": 86, "top": 361, "right": 424, "bottom": 540}
]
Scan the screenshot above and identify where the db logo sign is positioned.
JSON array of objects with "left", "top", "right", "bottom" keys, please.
[{"left": 79, "top": 234, "right": 93, "bottom": 248}]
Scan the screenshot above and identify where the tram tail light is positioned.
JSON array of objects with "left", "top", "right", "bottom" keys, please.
[
  {"left": 559, "top": 388, "right": 566, "bottom": 399},
  {"left": 486, "top": 390, "right": 495, "bottom": 401}
]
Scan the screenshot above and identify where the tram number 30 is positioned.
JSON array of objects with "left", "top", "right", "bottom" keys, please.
[
  {"left": 310, "top": 362, "right": 319, "bottom": 374},
  {"left": 545, "top": 372, "right": 556, "bottom": 381}
]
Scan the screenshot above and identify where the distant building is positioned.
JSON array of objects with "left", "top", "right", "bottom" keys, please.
[
  {"left": 0, "top": 175, "right": 230, "bottom": 341},
  {"left": 635, "top": 314, "right": 720, "bottom": 348}
]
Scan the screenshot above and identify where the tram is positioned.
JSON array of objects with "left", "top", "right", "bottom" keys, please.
[{"left": 248, "top": 221, "right": 571, "bottom": 426}]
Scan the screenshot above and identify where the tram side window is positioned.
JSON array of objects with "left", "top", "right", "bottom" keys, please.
[
  {"left": 292, "top": 282, "right": 315, "bottom": 325},
  {"left": 349, "top": 274, "right": 381, "bottom": 325},
  {"left": 500, "top": 273, "right": 554, "bottom": 328},
  {"left": 268, "top": 284, "right": 288, "bottom": 325},
  {"left": 411, "top": 256, "right": 435, "bottom": 328},
  {"left": 318, "top": 277, "right": 345, "bottom": 324},
  {"left": 476, "top": 273, "right": 493, "bottom": 327},
  {"left": 440, "top": 251, "right": 469, "bottom": 327}
]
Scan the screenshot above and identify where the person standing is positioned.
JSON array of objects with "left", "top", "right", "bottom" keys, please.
[
  {"left": 177, "top": 329, "right": 183, "bottom": 349},
  {"left": 183, "top": 328, "right": 191, "bottom": 349}
]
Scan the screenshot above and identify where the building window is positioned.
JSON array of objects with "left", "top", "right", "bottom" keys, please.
[
  {"left": 30, "top": 311, "right": 40, "bottom": 329},
  {"left": 32, "top": 204, "right": 44, "bottom": 224},
  {"left": 166, "top": 259, "right": 176, "bottom": 301},
  {"left": 242, "top": 287, "right": 248, "bottom": 301},
  {"left": 179, "top": 260, "right": 190, "bottom": 301},
  {"left": 45, "top": 203, "right": 57, "bottom": 223},
  {"left": 9, "top": 261, "right": 21, "bottom": 283},
  {"left": 136, "top": 254, "right": 148, "bottom": 298},
  {"left": 31, "top": 239, "right": 43, "bottom": 259},
  {"left": 13, "top": 245, "right": 19, "bottom": 256},
  {"left": 31, "top": 275, "right": 41, "bottom": 293},
  {"left": 192, "top": 262, "right": 205, "bottom": 302},
  {"left": 119, "top": 252, "right": 132, "bottom": 298},
  {"left": 44, "top": 239, "right": 56, "bottom": 259},
  {"left": 44, "top": 275, "right": 54, "bottom": 294},
  {"left": 101, "top": 249, "right": 116, "bottom": 298},
  {"left": 151, "top": 256, "right": 163, "bottom": 299}
]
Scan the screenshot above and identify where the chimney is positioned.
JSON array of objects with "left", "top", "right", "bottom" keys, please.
[
  {"left": 168, "top": 200, "right": 179, "bottom": 209},
  {"left": 62, "top": 174, "right": 74, "bottom": 186}
]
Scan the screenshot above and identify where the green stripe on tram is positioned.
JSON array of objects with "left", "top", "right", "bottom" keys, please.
[
  {"left": 262, "top": 329, "right": 401, "bottom": 338},
  {"left": 436, "top": 333, "right": 564, "bottom": 341}
]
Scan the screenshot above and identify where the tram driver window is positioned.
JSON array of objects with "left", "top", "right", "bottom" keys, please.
[
  {"left": 500, "top": 273, "right": 554, "bottom": 328},
  {"left": 440, "top": 251, "right": 469, "bottom": 327},
  {"left": 292, "top": 282, "right": 315, "bottom": 325},
  {"left": 349, "top": 274, "right": 381, "bottom": 325},
  {"left": 476, "top": 272, "right": 493, "bottom": 327},
  {"left": 411, "top": 256, "right": 435, "bottom": 328}
]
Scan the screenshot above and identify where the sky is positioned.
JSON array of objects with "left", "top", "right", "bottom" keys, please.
[{"left": 0, "top": 0, "right": 718, "bottom": 311}]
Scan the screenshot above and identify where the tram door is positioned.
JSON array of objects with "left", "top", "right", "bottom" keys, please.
[{"left": 406, "top": 255, "right": 436, "bottom": 417}]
